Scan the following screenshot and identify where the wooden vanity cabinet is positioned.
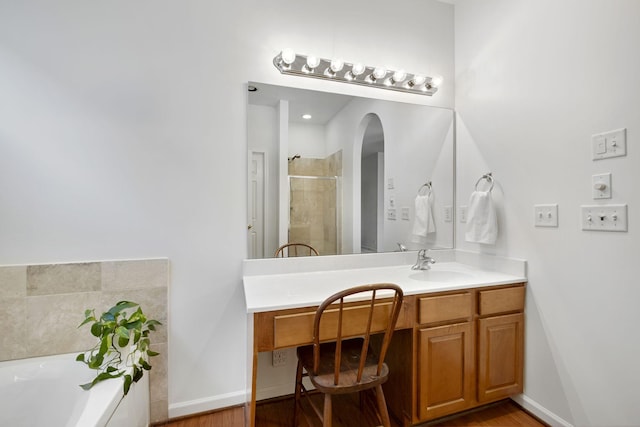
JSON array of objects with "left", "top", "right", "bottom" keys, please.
[
  {"left": 384, "top": 283, "right": 525, "bottom": 426},
  {"left": 477, "top": 286, "right": 525, "bottom": 403},
  {"left": 416, "top": 292, "right": 475, "bottom": 420}
]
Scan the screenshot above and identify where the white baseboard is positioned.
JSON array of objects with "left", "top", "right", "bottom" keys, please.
[
  {"left": 168, "top": 390, "right": 247, "bottom": 419},
  {"left": 512, "top": 394, "right": 573, "bottom": 427}
]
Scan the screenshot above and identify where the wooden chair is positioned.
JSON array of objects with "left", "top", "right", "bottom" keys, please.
[
  {"left": 274, "top": 243, "right": 319, "bottom": 258},
  {"left": 293, "top": 283, "right": 404, "bottom": 427}
]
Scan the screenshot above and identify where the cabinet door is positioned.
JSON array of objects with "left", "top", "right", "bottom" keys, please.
[
  {"left": 477, "top": 312, "right": 524, "bottom": 403},
  {"left": 417, "top": 323, "right": 474, "bottom": 421}
]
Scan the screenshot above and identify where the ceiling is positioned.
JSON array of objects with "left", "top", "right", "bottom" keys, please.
[{"left": 248, "top": 82, "right": 354, "bottom": 125}]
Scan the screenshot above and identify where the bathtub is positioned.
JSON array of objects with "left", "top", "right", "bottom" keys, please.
[{"left": 0, "top": 352, "right": 149, "bottom": 427}]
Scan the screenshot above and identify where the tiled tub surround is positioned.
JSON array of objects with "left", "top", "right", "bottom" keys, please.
[{"left": 0, "top": 258, "right": 169, "bottom": 423}]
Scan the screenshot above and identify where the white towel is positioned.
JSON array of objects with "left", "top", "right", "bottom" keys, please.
[
  {"left": 465, "top": 190, "right": 497, "bottom": 244},
  {"left": 411, "top": 193, "right": 436, "bottom": 244}
]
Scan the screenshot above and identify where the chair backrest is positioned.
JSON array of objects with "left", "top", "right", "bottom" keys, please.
[
  {"left": 312, "top": 283, "right": 404, "bottom": 385},
  {"left": 274, "top": 243, "right": 319, "bottom": 258}
]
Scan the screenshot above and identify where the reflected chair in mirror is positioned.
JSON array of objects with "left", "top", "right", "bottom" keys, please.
[
  {"left": 274, "top": 243, "right": 319, "bottom": 258},
  {"left": 293, "top": 283, "right": 404, "bottom": 427}
]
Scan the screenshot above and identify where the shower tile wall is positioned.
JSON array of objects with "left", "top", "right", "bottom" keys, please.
[
  {"left": 0, "top": 258, "right": 169, "bottom": 423},
  {"left": 289, "top": 151, "right": 341, "bottom": 256}
]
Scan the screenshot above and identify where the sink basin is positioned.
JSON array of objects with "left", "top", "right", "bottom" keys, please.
[{"left": 408, "top": 270, "right": 473, "bottom": 283}]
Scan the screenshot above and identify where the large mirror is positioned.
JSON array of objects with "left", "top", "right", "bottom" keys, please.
[{"left": 247, "top": 81, "right": 454, "bottom": 259}]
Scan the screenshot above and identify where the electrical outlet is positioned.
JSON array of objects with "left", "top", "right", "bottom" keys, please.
[{"left": 272, "top": 349, "right": 288, "bottom": 367}]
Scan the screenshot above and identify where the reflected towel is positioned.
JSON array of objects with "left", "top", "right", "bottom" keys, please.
[
  {"left": 465, "top": 191, "right": 497, "bottom": 244},
  {"left": 411, "top": 193, "right": 436, "bottom": 244}
]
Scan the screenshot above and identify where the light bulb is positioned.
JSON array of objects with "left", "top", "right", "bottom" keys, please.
[
  {"left": 302, "top": 114, "right": 312, "bottom": 120},
  {"left": 392, "top": 69, "right": 406, "bottom": 82},
  {"left": 306, "top": 55, "right": 320, "bottom": 69},
  {"left": 386, "top": 69, "right": 406, "bottom": 86},
  {"left": 372, "top": 67, "right": 387, "bottom": 80},
  {"left": 409, "top": 75, "right": 426, "bottom": 87},
  {"left": 430, "top": 75, "right": 444, "bottom": 88},
  {"left": 281, "top": 49, "right": 296, "bottom": 65},
  {"left": 330, "top": 58, "right": 344, "bottom": 73},
  {"left": 351, "top": 63, "right": 365, "bottom": 76}
]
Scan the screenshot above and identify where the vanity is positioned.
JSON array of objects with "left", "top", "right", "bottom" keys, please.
[{"left": 243, "top": 250, "right": 527, "bottom": 426}]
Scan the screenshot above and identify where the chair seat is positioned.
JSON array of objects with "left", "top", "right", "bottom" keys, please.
[{"left": 297, "top": 338, "right": 389, "bottom": 394}]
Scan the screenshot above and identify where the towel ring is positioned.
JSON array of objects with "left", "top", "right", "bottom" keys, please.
[
  {"left": 418, "top": 181, "right": 432, "bottom": 196},
  {"left": 474, "top": 173, "right": 494, "bottom": 192}
]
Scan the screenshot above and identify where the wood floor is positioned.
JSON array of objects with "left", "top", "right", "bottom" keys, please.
[{"left": 158, "top": 395, "right": 548, "bottom": 427}]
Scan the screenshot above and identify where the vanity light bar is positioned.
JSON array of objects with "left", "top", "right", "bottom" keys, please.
[{"left": 273, "top": 50, "right": 442, "bottom": 96}]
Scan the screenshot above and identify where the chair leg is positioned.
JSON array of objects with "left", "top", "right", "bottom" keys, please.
[
  {"left": 323, "top": 393, "right": 332, "bottom": 427},
  {"left": 374, "top": 385, "right": 391, "bottom": 427},
  {"left": 293, "top": 359, "right": 303, "bottom": 426}
]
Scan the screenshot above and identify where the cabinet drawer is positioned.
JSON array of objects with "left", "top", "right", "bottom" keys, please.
[
  {"left": 418, "top": 293, "right": 472, "bottom": 325},
  {"left": 478, "top": 286, "right": 525, "bottom": 316},
  {"left": 273, "top": 301, "right": 396, "bottom": 349}
]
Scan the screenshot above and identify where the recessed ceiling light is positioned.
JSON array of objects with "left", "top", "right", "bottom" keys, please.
[{"left": 302, "top": 114, "right": 312, "bottom": 120}]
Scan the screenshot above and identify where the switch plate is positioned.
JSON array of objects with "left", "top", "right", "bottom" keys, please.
[
  {"left": 580, "top": 204, "right": 627, "bottom": 231},
  {"left": 458, "top": 206, "right": 467, "bottom": 223},
  {"left": 387, "top": 178, "right": 394, "bottom": 189},
  {"left": 401, "top": 207, "right": 410, "bottom": 221},
  {"left": 443, "top": 206, "right": 453, "bottom": 222},
  {"left": 592, "top": 128, "right": 627, "bottom": 160},
  {"left": 389, "top": 196, "right": 395, "bottom": 208},
  {"left": 592, "top": 173, "right": 612, "bottom": 199},
  {"left": 534, "top": 204, "right": 559, "bottom": 227},
  {"left": 387, "top": 208, "right": 397, "bottom": 220}
]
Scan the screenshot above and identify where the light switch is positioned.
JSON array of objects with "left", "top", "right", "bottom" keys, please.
[
  {"left": 387, "top": 208, "right": 397, "bottom": 220},
  {"left": 401, "top": 207, "right": 410, "bottom": 221},
  {"left": 389, "top": 196, "right": 395, "bottom": 208},
  {"left": 592, "top": 128, "right": 627, "bottom": 160},
  {"left": 387, "top": 178, "right": 395, "bottom": 189},
  {"left": 458, "top": 206, "right": 467, "bottom": 223},
  {"left": 534, "top": 204, "right": 558, "bottom": 227},
  {"left": 443, "top": 206, "right": 453, "bottom": 222},
  {"left": 580, "top": 204, "right": 627, "bottom": 231},
  {"left": 592, "top": 173, "right": 612, "bottom": 199}
]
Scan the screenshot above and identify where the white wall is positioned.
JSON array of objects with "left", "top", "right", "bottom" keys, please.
[
  {"left": 289, "top": 123, "right": 327, "bottom": 159},
  {"left": 455, "top": 1, "right": 640, "bottom": 425},
  {"left": 326, "top": 98, "right": 455, "bottom": 253},
  {"left": 0, "top": 0, "right": 454, "bottom": 418},
  {"left": 247, "top": 104, "right": 279, "bottom": 258}
]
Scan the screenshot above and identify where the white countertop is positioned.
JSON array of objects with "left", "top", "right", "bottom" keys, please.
[{"left": 243, "top": 257, "right": 527, "bottom": 313}]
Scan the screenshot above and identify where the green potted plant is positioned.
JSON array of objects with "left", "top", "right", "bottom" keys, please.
[{"left": 76, "top": 300, "right": 161, "bottom": 395}]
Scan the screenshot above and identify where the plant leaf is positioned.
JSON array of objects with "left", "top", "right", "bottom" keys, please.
[
  {"left": 109, "top": 301, "right": 138, "bottom": 316},
  {"left": 132, "top": 367, "right": 143, "bottom": 383},
  {"left": 76, "top": 353, "right": 85, "bottom": 362},
  {"left": 139, "top": 358, "right": 152, "bottom": 370},
  {"left": 79, "top": 371, "right": 123, "bottom": 391},
  {"left": 116, "top": 326, "right": 130, "bottom": 339},
  {"left": 123, "top": 374, "right": 133, "bottom": 396},
  {"left": 118, "top": 335, "right": 130, "bottom": 348},
  {"left": 78, "top": 316, "right": 96, "bottom": 328},
  {"left": 147, "top": 350, "right": 160, "bottom": 357},
  {"left": 125, "top": 320, "right": 142, "bottom": 330},
  {"left": 90, "top": 322, "right": 102, "bottom": 337}
]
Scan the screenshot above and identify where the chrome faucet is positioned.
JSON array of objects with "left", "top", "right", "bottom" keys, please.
[{"left": 411, "top": 249, "right": 436, "bottom": 270}]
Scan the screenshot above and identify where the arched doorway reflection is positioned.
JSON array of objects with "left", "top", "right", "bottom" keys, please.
[{"left": 360, "top": 114, "right": 384, "bottom": 253}]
